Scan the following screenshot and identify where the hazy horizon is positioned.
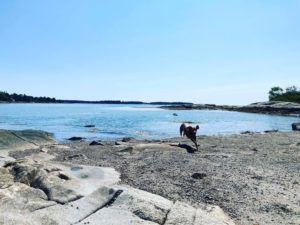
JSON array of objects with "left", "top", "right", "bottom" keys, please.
[{"left": 1, "top": 1, "right": 300, "bottom": 105}]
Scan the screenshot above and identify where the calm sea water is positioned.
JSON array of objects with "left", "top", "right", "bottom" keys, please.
[{"left": 0, "top": 103, "right": 299, "bottom": 141}]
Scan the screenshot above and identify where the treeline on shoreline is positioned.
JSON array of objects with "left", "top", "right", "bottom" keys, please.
[
  {"left": 0, "top": 91, "right": 56, "bottom": 103},
  {"left": 269, "top": 86, "right": 300, "bottom": 103},
  {"left": 0, "top": 91, "right": 191, "bottom": 105}
]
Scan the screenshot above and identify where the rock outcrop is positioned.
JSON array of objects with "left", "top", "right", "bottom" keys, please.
[
  {"left": 0, "top": 129, "right": 56, "bottom": 151},
  {"left": 161, "top": 101, "right": 300, "bottom": 116},
  {"left": 0, "top": 157, "right": 235, "bottom": 225}
]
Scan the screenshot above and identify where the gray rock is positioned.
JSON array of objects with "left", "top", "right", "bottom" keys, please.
[{"left": 89, "top": 141, "right": 103, "bottom": 146}]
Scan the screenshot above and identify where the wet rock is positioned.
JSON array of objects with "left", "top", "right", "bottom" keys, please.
[
  {"left": 264, "top": 129, "right": 278, "bottom": 133},
  {"left": 291, "top": 123, "right": 300, "bottom": 131},
  {"left": 89, "top": 141, "right": 103, "bottom": 146},
  {"left": 84, "top": 125, "right": 95, "bottom": 128},
  {"left": 57, "top": 173, "right": 71, "bottom": 180},
  {"left": 241, "top": 131, "right": 254, "bottom": 135},
  {"left": 122, "top": 137, "right": 132, "bottom": 142},
  {"left": 173, "top": 113, "right": 178, "bottom": 116},
  {"left": 68, "top": 137, "right": 85, "bottom": 141}
]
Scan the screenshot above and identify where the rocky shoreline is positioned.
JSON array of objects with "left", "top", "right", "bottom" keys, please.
[
  {"left": 160, "top": 101, "right": 300, "bottom": 116},
  {"left": 1, "top": 129, "right": 300, "bottom": 224}
]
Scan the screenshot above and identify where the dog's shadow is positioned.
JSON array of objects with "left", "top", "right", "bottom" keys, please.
[{"left": 176, "top": 143, "right": 198, "bottom": 153}]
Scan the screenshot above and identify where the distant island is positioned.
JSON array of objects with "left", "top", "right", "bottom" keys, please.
[{"left": 0, "top": 91, "right": 192, "bottom": 105}]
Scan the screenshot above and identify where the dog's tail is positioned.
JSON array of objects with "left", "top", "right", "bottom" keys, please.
[{"left": 180, "top": 123, "right": 186, "bottom": 136}]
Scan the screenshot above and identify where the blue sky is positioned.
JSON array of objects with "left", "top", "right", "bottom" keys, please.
[{"left": 0, "top": 0, "right": 299, "bottom": 104}]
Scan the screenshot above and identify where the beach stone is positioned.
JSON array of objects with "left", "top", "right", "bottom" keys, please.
[
  {"left": 122, "top": 137, "right": 132, "bottom": 142},
  {"left": 68, "top": 137, "right": 85, "bottom": 141},
  {"left": 192, "top": 172, "right": 207, "bottom": 180},
  {"left": 89, "top": 141, "right": 103, "bottom": 146},
  {"left": 291, "top": 123, "right": 300, "bottom": 131}
]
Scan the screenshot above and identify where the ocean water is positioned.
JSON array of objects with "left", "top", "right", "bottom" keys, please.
[{"left": 0, "top": 103, "right": 299, "bottom": 141}]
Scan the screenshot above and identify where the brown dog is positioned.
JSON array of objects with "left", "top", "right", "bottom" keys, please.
[{"left": 180, "top": 123, "right": 199, "bottom": 150}]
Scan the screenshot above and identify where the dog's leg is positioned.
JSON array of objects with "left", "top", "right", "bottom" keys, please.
[{"left": 191, "top": 138, "right": 198, "bottom": 151}]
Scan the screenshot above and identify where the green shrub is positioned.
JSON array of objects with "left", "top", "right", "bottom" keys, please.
[{"left": 269, "top": 86, "right": 300, "bottom": 103}]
